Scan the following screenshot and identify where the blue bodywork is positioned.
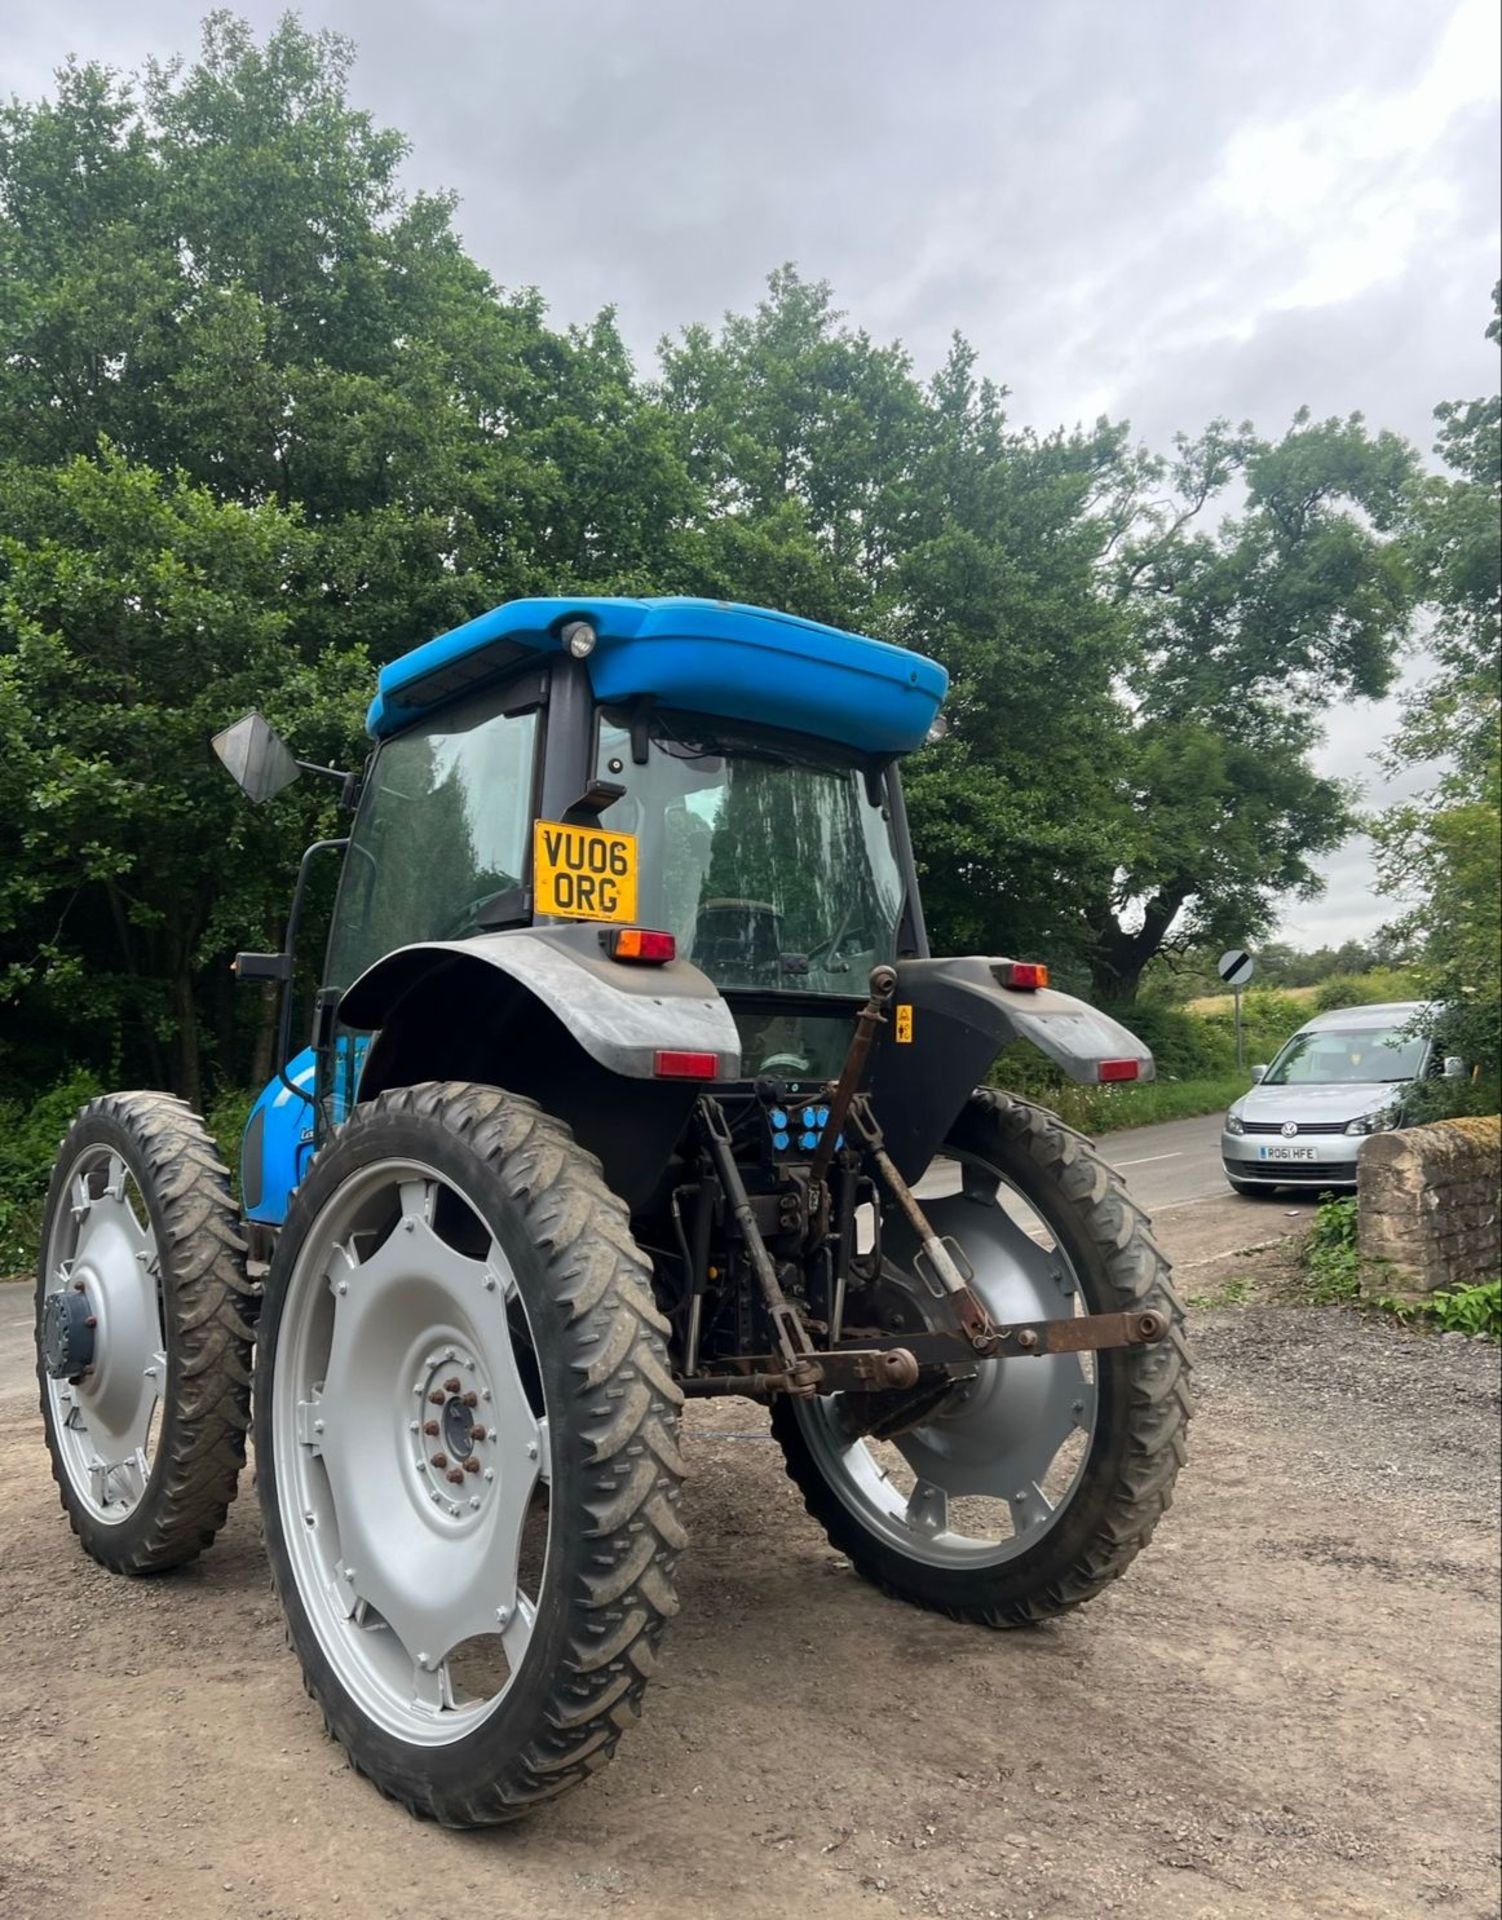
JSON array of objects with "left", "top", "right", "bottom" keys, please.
[
  {"left": 242, "top": 1048, "right": 315, "bottom": 1225},
  {"left": 366, "top": 596, "right": 948, "bottom": 753},
  {"left": 243, "top": 1035, "right": 370, "bottom": 1225}
]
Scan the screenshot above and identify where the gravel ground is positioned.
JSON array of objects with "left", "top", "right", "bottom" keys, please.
[{"left": 0, "top": 1211, "right": 1498, "bottom": 1920}]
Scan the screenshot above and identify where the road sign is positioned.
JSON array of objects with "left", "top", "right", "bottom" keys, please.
[
  {"left": 1218, "top": 948, "right": 1255, "bottom": 988},
  {"left": 1218, "top": 949, "right": 1255, "bottom": 1071}
]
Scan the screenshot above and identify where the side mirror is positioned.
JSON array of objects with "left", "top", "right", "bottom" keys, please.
[
  {"left": 211, "top": 711, "right": 300, "bottom": 805},
  {"left": 1443, "top": 1055, "right": 1467, "bottom": 1080},
  {"left": 1250, "top": 1064, "right": 1267, "bottom": 1083}
]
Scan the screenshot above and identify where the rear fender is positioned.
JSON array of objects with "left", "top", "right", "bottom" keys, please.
[
  {"left": 867, "top": 957, "right": 1154, "bottom": 1180},
  {"left": 336, "top": 925, "right": 742, "bottom": 1210}
]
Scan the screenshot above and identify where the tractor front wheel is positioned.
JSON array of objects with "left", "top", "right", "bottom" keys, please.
[
  {"left": 37, "top": 1093, "right": 254, "bottom": 1573},
  {"left": 254, "top": 1082, "right": 684, "bottom": 1826},
  {"left": 774, "top": 1089, "right": 1191, "bottom": 1625}
]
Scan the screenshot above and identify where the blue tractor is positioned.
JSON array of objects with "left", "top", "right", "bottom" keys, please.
[{"left": 36, "top": 597, "right": 1190, "bottom": 1824}]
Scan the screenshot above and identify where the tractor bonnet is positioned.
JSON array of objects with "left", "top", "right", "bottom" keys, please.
[{"left": 365, "top": 596, "right": 949, "bottom": 754}]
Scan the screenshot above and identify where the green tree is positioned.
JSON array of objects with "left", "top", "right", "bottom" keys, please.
[
  {"left": 1087, "top": 413, "right": 1416, "bottom": 998},
  {"left": 0, "top": 446, "right": 366, "bottom": 1105},
  {"left": 1375, "top": 286, "right": 1501, "bottom": 1074}
]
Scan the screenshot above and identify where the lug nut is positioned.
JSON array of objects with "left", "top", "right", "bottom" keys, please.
[
  {"left": 445, "top": 1468, "right": 465, "bottom": 1485},
  {"left": 423, "top": 1420, "right": 440, "bottom": 1436},
  {"left": 462, "top": 1458, "right": 480, "bottom": 1475},
  {"left": 72, "top": 1280, "right": 86, "bottom": 1293},
  {"left": 461, "top": 1391, "right": 478, "bottom": 1408},
  {"left": 84, "top": 1316, "right": 98, "bottom": 1329},
  {"left": 469, "top": 1425, "right": 487, "bottom": 1441},
  {"left": 430, "top": 1452, "right": 448, "bottom": 1469},
  {"left": 428, "top": 1390, "right": 445, "bottom": 1405},
  {"left": 443, "top": 1376, "right": 462, "bottom": 1393}
]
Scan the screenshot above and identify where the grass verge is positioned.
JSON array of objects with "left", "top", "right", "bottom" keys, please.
[{"left": 1011, "top": 1074, "right": 1247, "bottom": 1136}]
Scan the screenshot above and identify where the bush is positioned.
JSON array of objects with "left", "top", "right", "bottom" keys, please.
[
  {"left": 1427, "top": 1280, "right": 1502, "bottom": 1341},
  {"left": 1194, "top": 988, "right": 1312, "bottom": 1072},
  {"left": 205, "top": 1085, "right": 257, "bottom": 1201},
  {"left": 1302, "top": 1196, "right": 1363, "bottom": 1304},
  {"left": 0, "top": 1067, "right": 103, "bottom": 1276},
  {"left": 1405, "top": 1074, "right": 1502, "bottom": 1124},
  {"left": 1311, "top": 967, "right": 1424, "bottom": 1013},
  {"left": 1099, "top": 1002, "right": 1236, "bottom": 1080}
]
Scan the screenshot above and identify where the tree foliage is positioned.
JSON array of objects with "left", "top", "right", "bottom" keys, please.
[{"left": 1375, "top": 286, "right": 1502, "bottom": 1077}]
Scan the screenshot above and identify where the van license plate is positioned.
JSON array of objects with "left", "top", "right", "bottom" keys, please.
[
  {"left": 1258, "top": 1145, "right": 1317, "bottom": 1162},
  {"left": 533, "top": 821, "right": 638, "bottom": 924}
]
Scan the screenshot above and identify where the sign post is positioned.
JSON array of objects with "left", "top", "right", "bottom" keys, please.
[{"left": 1218, "top": 948, "right": 1256, "bottom": 1073}]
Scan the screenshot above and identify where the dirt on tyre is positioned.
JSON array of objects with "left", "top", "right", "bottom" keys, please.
[
  {"left": 254, "top": 1081, "right": 685, "bottom": 1827},
  {"left": 773, "top": 1088, "right": 1191, "bottom": 1625},
  {"left": 37, "top": 1092, "right": 255, "bottom": 1574}
]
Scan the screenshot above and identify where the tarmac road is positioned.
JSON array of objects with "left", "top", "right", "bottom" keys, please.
[{"left": 1089, "top": 1109, "right": 1235, "bottom": 1212}]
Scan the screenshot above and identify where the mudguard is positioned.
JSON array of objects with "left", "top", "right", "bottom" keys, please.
[
  {"left": 338, "top": 923, "right": 741, "bottom": 1080},
  {"left": 329, "top": 925, "right": 741, "bottom": 1211},
  {"left": 867, "top": 956, "right": 1155, "bottom": 1181}
]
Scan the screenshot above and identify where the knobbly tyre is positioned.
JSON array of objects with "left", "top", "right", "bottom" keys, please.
[{"left": 35, "top": 598, "right": 1191, "bottom": 1825}]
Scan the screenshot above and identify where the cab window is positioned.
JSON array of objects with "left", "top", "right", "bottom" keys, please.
[{"left": 325, "top": 693, "right": 538, "bottom": 992}]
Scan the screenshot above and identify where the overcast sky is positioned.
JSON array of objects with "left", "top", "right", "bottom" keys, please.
[{"left": 6, "top": 0, "right": 1500, "bottom": 950}]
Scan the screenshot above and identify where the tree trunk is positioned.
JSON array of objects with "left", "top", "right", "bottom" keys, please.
[
  {"left": 1088, "top": 885, "right": 1190, "bottom": 1003},
  {"left": 169, "top": 966, "right": 202, "bottom": 1113},
  {"left": 249, "top": 983, "right": 279, "bottom": 1088},
  {"left": 104, "top": 881, "right": 169, "bottom": 1086}
]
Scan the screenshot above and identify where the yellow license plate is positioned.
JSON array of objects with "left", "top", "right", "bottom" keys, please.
[{"left": 533, "top": 820, "right": 638, "bottom": 923}]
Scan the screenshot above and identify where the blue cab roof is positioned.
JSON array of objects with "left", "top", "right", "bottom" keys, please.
[{"left": 366, "top": 596, "right": 948, "bottom": 756}]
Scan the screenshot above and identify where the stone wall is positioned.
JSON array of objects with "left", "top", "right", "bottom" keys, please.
[{"left": 1357, "top": 1116, "right": 1502, "bottom": 1297}]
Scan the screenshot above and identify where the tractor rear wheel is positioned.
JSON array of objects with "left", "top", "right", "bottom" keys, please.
[
  {"left": 773, "top": 1089, "right": 1191, "bottom": 1625},
  {"left": 254, "top": 1082, "right": 684, "bottom": 1826},
  {"left": 37, "top": 1093, "right": 254, "bottom": 1573}
]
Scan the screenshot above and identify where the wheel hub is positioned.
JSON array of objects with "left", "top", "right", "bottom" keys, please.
[
  {"left": 41, "top": 1284, "right": 97, "bottom": 1381},
  {"left": 411, "top": 1345, "right": 497, "bottom": 1517},
  {"left": 41, "top": 1147, "right": 167, "bottom": 1525}
]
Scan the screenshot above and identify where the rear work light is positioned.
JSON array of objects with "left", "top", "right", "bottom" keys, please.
[
  {"left": 654, "top": 1050, "right": 718, "bottom": 1080},
  {"left": 602, "top": 928, "right": 676, "bottom": 964},
  {"left": 996, "top": 960, "right": 1050, "bottom": 991},
  {"left": 1099, "top": 1059, "right": 1140, "bottom": 1083}
]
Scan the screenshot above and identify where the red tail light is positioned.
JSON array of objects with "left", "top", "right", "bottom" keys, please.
[
  {"left": 602, "top": 928, "right": 676, "bottom": 964},
  {"left": 1099, "top": 1059, "right": 1139, "bottom": 1083},
  {"left": 654, "top": 1049, "right": 718, "bottom": 1080},
  {"left": 996, "top": 960, "right": 1050, "bottom": 991}
]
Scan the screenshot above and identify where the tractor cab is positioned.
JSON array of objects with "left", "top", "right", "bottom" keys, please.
[{"left": 236, "top": 597, "right": 953, "bottom": 1220}]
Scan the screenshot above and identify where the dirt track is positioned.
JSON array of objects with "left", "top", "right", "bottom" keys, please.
[{"left": 1, "top": 1200, "right": 1498, "bottom": 1920}]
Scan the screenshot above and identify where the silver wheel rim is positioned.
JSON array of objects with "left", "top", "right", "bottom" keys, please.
[
  {"left": 272, "top": 1158, "right": 550, "bottom": 1747},
  {"left": 42, "top": 1146, "right": 168, "bottom": 1526},
  {"left": 795, "top": 1150, "right": 1098, "bottom": 1569}
]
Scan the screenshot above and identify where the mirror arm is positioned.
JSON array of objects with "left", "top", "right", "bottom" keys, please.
[
  {"left": 295, "top": 761, "right": 360, "bottom": 809},
  {"left": 243, "top": 838, "right": 350, "bottom": 1100}
]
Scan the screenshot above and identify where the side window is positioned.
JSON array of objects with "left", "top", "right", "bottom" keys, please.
[{"left": 325, "top": 693, "right": 539, "bottom": 993}]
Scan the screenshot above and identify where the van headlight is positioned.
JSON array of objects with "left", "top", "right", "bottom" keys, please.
[
  {"left": 1224, "top": 1112, "right": 1245, "bottom": 1135},
  {"left": 1346, "top": 1107, "right": 1400, "bottom": 1136}
]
